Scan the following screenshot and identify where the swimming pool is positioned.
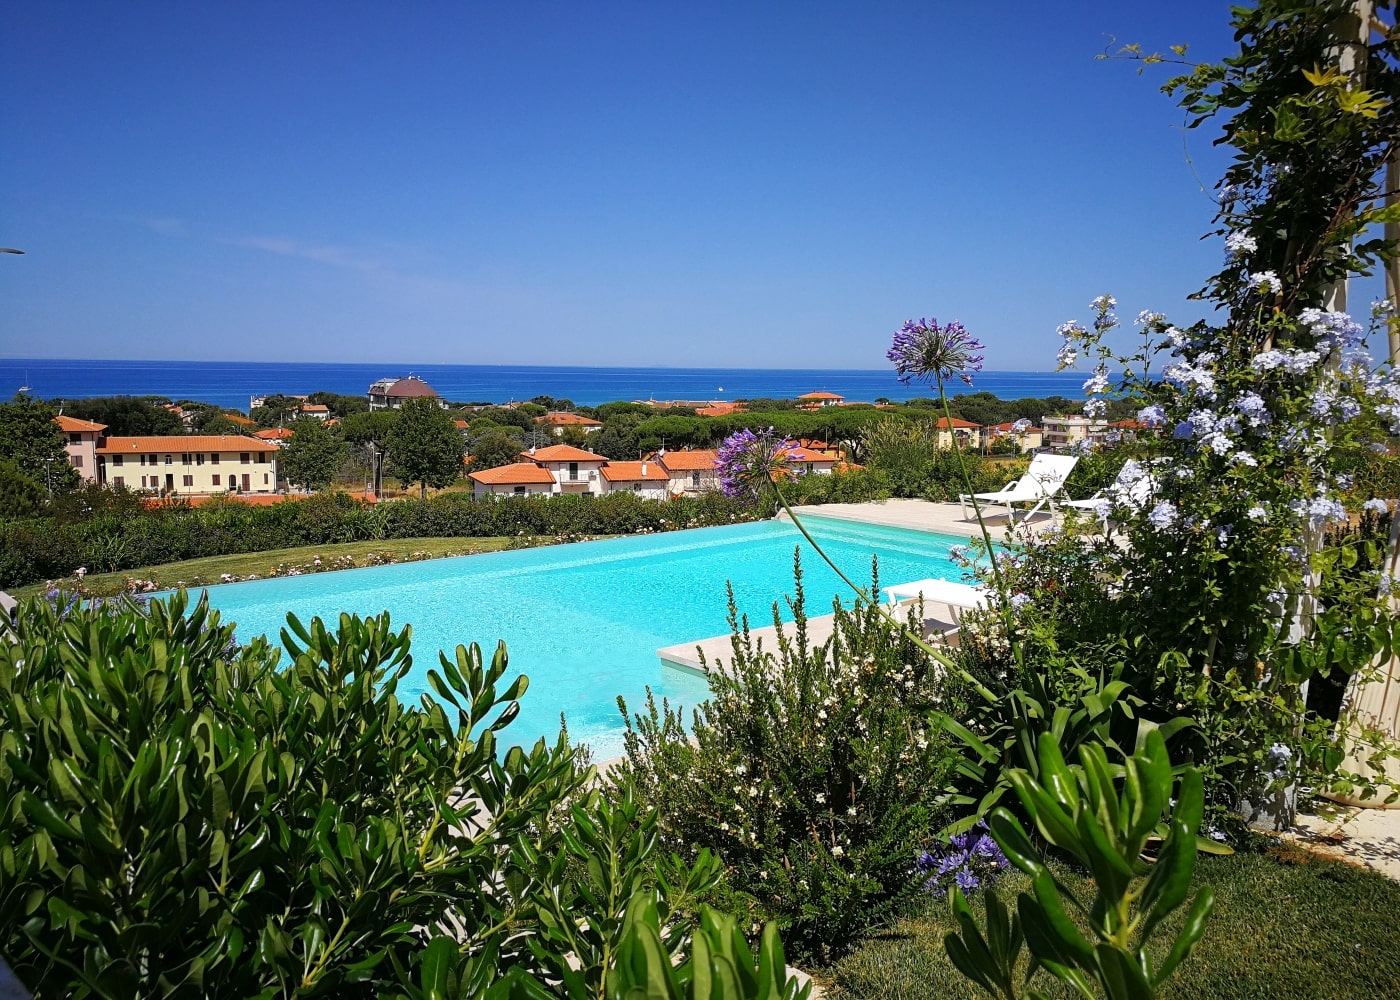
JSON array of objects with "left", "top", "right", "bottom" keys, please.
[{"left": 200, "top": 515, "right": 965, "bottom": 758}]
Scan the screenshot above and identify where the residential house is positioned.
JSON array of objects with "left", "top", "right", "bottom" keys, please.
[
  {"left": 797, "top": 391, "right": 844, "bottom": 410},
  {"left": 96, "top": 435, "right": 280, "bottom": 494},
  {"left": 368, "top": 375, "right": 446, "bottom": 411},
  {"left": 55, "top": 415, "right": 106, "bottom": 482},
  {"left": 695, "top": 401, "right": 743, "bottom": 417},
  {"left": 933, "top": 416, "right": 982, "bottom": 450},
  {"left": 519, "top": 444, "right": 608, "bottom": 493},
  {"left": 1041, "top": 415, "right": 1109, "bottom": 451},
  {"left": 467, "top": 463, "right": 555, "bottom": 498},
  {"left": 787, "top": 446, "right": 839, "bottom": 476},
  {"left": 984, "top": 421, "right": 1044, "bottom": 452},
  {"left": 298, "top": 403, "right": 331, "bottom": 420},
  {"left": 598, "top": 460, "right": 671, "bottom": 499},
  {"left": 535, "top": 411, "right": 603, "bottom": 437},
  {"left": 653, "top": 448, "right": 720, "bottom": 495}
]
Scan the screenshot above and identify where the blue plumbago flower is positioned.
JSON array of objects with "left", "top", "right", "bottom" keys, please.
[
  {"left": 1056, "top": 342, "right": 1079, "bottom": 369},
  {"left": 1162, "top": 360, "right": 1218, "bottom": 399},
  {"left": 1380, "top": 573, "right": 1395, "bottom": 597},
  {"left": 1011, "top": 418, "right": 1032, "bottom": 433},
  {"left": 1249, "top": 270, "right": 1280, "bottom": 292},
  {"left": 1164, "top": 326, "right": 1191, "bottom": 353},
  {"left": 1335, "top": 474, "right": 1354, "bottom": 491},
  {"left": 1232, "top": 392, "right": 1271, "bottom": 428},
  {"left": 1251, "top": 348, "right": 1323, "bottom": 375},
  {"left": 1218, "top": 183, "right": 1239, "bottom": 204},
  {"left": 1071, "top": 437, "right": 1097, "bottom": 455},
  {"left": 1090, "top": 293, "right": 1117, "bottom": 311},
  {"left": 888, "top": 318, "right": 985, "bottom": 387},
  {"left": 714, "top": 428, "right": 798, "bottom": 499},
  {"left": 948, "top": 544, "right": 971, "bottom": 564},
  {"left": 1373, "top": 298, "right": 1396, "bottom": 320},
  {"left": 1147, "top": 501, "right": 1178, "bottom": 531},
  {"left": 1082, "top": 363, "right": 1110, "bottom": 396},
  {"left": 1291, "top": 496, "right": 1347, "bottom": 527},
  {"left": 1224, "top": 231, "right": 1258, "bottom": 257},
  {"left": 1299, "top": 309, "right": 1367, "bottom": 367},
  {"left": 1083, "top": 398, "right": 1108, "bottom": 419},
  {"left": 1363, "top": 498, "right": 1390, "bottom": 514},
  {"left": 1010, "top": 592, "right": 1032, "bottom": 610},
  {"left": 1091, "top": 294, "right": 1119, "bottom": 334},
  {"left": 1136, "top": 309, "right": 1166, "bottom": 326},
  {"left": 1172, "top": 420, "right": 1195, "bottom": 440},
  {"left": 1137, "top": 403, "right": 1166, "bottom": 427},
  {"left": 1231, "top": 451, "right": 1259, "bottom": 468},
  {"left": 1264, "top": 743, "right": 1293, "bottom": 782},
  {"left": 916, "top": 823, "right": 1010, "bottom": 897}
]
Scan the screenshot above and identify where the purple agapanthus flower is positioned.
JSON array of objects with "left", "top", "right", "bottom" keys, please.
[
  {"left": 916, "top": 822, "right": 1010, "bottom": 897},
  {"left": 888, "top": 318, "right": 985, "bottom": 387},
  {"left": 714, "top": 427, "right": 798, "bottom": 499}
]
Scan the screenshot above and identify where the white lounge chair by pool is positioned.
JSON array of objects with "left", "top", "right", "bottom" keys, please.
[
  {"left": 881, "top": 578, "right": 988, "bottom": 613},
  {"left": 1062, "top": 461, "right": 1158, "bottom": 530},
  {"left": 959, "top": 453, "right": 1079, "bottom": 525}
]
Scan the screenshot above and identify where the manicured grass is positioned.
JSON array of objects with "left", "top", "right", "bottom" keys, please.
[
  {"left": 822, "top": 842, "right": 1400, "bottom": 1000},
  {"left": 12, "top": 536, "right": 551, "bottom": 598}
]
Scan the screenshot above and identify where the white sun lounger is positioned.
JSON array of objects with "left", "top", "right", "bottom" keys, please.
[
  {"left": 881, "top": 578, "right": 988, "bottom": 612},
  {"left": 959, "top": 453, "right": 1079, "bottom": 525}
]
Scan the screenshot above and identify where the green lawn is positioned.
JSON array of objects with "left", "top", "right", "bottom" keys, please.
[
  {"left": 822, "top": 842, "right": 1400, "bottom": 1000},
  {"left": 13, "top": 536, "right": 558, "bottom": 598}
]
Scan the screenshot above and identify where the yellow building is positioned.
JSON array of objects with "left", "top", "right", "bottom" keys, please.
[{"left": 96, "top": 435, "right": 280, "bottom": 494}]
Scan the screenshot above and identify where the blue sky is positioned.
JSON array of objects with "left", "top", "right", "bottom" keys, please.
[{"left": 3, "top": 1, "right": 1367, "bottom": 370}]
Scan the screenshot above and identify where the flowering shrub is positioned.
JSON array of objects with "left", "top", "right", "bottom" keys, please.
[{"left": 614, "top": 560, "right": 962, "bottom": 962}]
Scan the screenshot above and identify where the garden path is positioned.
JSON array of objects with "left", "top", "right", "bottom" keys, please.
[{"left": 1289, "top": 806, "right": 1400, "bottom": 881}]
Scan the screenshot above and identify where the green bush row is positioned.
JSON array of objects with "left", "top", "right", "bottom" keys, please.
[{"left": 0, "top": 490, "right": 762, "bottom": 588}]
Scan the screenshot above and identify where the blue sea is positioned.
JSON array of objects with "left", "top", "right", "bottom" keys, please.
[{"left": 2, "top": 357, "right": 1088, "bottom": 412}]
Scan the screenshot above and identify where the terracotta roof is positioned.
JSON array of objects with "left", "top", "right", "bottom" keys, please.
[
  {"left": 987, "top": 421, "right": 1040, "bottom": 433},
  {"left": 696, "top": 402, "right": 740, "bottom": 417},
  {"left": 798, "top": 391, "right": 843, "bottom": 400},
  {"left": 599, "top": 461, "right": 671, "bottom": 483},
  {"left": 299, "top": 403, "right": 329, "bottom": 413},
  {"left": 55, "top": 415, "right": 107, "bottom": 433},
  {"left": 521, "top": 445, "right": 605, "bottom": 463},
  {"left": 655, "top": 449, "right": 718, "bottom": 471},
  {"left": 934, "top": 416, "right": 980, "bottom": 429},
  {"left": 453, "top": 419, "right": 470, "bottom": 430},
  {"left": 97, "top": 435, "right": 279, "bottom": 454},
  {"left": 225, "top": 414, "right": 256, "bottom": 426},
  {"left": 255, "top": 427, "right": 295, "bottom": 440},
  {"left": 470, "top": 463, "right": 555, "bottom": 485},
  {"left": 788, "top": 447, "right": 838, "bottom": 463},
  {"left": 536, "top": 412, "right": 602, "bottom": 427},
  {"left": 1110, "top": 419, "right": 1148, "bottom": 429},
  {"left": 376, "top": 376, "right": 439, "bottom": 398}
]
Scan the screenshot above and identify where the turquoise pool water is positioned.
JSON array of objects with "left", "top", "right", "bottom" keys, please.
[{"left": 200, "top": 515, "right": 964, "bottom": 758}]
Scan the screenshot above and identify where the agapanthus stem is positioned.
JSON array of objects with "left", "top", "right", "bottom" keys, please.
[
  {"left": 769, "top": 479, "right": 959, "bottom": 671},
  {"left": 935, "top": 377, "right": 1026, "bottom": 674}
]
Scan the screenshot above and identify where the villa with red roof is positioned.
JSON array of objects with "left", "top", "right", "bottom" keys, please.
[
  {"left": 787, "top": 446, "right": 839, "bottom": 475},
  {"left": 367, "top": 375, "right": 446, "bottom": 411},
  {"left": 651, "top": 448, "right": 720, "bottom": 495},
  {"left": 467, "top": 462, "right": 556, "bottom": 498},
  {"left": 535, "top": 411, "right": 603, "bottom": 436},
  {"left": 255, "top": 427, "right": 295, "bottom": 442},
  {"left": 56, "top": 414, "right": 107, "bottom": 482},
  {"left": 598, "top": 460, "right": 670, "bottom": 499},
  {"left": 797, "top": 391, "right": 844, "bottom": 410},
  {"left": 985, "top": 421, "right": 1044, "bottom": 451},
  {"left": 95, "top": 435, "right": 280, "bottom": 495},
  {"left": 933, "top": 416, "right": 982, "bottom": 450}
]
